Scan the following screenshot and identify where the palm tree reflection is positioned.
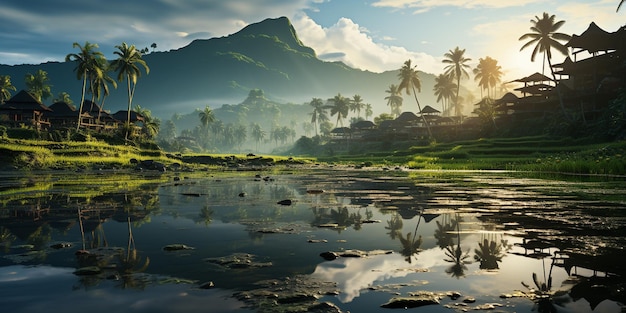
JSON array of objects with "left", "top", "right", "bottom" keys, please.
[
  {"left": 396, "top": 210, "right": 423, "bottom": 263},
  {"left": 443, "top": 213, "right": 470, "bottom": 278},
  {"left": 385, "top": 213, "right": 403, "bottom": 240},
  {"left": 474, "top": 233, "right": 511, "bottom": 270}
]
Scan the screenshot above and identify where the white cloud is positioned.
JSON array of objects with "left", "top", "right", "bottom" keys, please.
[
  {"left": 372, "top": 0, "right": 545, "bottom": 11},
  {"left": 291, "top": 13, "right": 444, "bottom": 74}
]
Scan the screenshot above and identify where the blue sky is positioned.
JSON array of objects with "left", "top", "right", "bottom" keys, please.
[{"left": 1, "top": 0, "right": 624, "bottom": 83}]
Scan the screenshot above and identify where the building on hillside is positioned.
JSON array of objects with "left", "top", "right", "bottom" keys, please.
[
  {"left": 45, "top": 101, "right": 91, "bottom": 129},
  {"left": 0, "top": 90, "right": 51, "bottom": 130}
]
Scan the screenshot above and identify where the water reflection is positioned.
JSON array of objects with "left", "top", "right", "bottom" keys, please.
[{"left": 0, "top": 170, "right": 625, "bottom": 313}]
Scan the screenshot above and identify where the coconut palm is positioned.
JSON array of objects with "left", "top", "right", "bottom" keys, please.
[
  {"left": 433, "top": 74, "right": 456, "bottom": 116},
  {"left": 519, "top": 12, "right": 571, "bottom": 116},
  {"left": 384, "top": 84, "right": 403, "bottom": 117},
  {"left": 250, "top": 122, "right": 266, "bottom": 151},
  {"left": 351, "top": 94, "right": 365, "bottom": 118},
  {"left": 473, "top": 56, "right": 503, "bottom": 99},
  {"left": 365, "top": 103, "right": 373, "bottom": 120},
  {"left": 66, "top": 41, "right": 105, "bottom": 130},
  {"left": 397, "top": 60, "right": 433, "bottom": 138},
  {"left": 24, "top": 69, "right": 53, "bottom": 102},
  {"left": 443, "top": 47, "right": 472, "bottom": 117},
  {"left": 235, "top": 124, "right": 247, "bottom": 152},
  {"left": 0, "top": 75, "right": 16, "bottom": 104},
  {"left": 519, "top": 12, "right": 570, "bottom": 76},
  {"left": 53, "top": 92, "right": 74, "bottom": 106},
  {"left": 110, "top": 42, "right": 150, "bottom": 140},
  {"left": 309, "top": 97, "right": 328, "bottom": 136},
  {"left": 327, "top": 93, "right": 350, "bottom": 128},
  {"left": 198, "top": 105, "right": 215, "bottom": 149},
  {"left": 90, "top": 59, "right": 117, "bottom": 124}
]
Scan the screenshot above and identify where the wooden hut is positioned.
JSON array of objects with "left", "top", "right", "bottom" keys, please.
[{"left": 0, "top": 90, "right": 51, "bottom": 130}]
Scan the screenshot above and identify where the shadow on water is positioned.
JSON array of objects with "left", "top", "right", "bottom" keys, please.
[{"left": 0, "top": 169, "right": 625, "bottom": 312}]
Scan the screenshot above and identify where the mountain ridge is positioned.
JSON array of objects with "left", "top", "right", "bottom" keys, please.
[{"left": 0, "top": 16, "right": 439, "bottom": 119}]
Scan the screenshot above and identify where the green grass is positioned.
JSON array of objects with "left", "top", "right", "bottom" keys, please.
[{"left": 317, "top": 136, "right": 626, "bottom": 176}]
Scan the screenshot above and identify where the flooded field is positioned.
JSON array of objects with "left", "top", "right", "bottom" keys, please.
[{"left": 0, "top": 168, "right": 625, "bottom": 313}]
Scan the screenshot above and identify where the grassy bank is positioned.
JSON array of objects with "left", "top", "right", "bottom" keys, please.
[
  {"left": 0, "top": 138, "right": 312, "bottom": 171},
  {"left": 318, "top": 136, "right": 626, "bottom": 176}
]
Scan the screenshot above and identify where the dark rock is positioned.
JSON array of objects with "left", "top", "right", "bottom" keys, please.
[
  {"left": 277, "top": 293, "right": 318, "bottom": 304},
  {"left": 199, "top": 281, "right": 215, "bottom": 289},
  {"left": 463, "top": 297, "right": 476, "bottom": 303},
  {"left": 277, "top": 199, "right": 292, "bottom": 206},
  {"left": 50, "top": 242, "right": 72, "bottom": 249},
  {"left": 381, "top": 295, "right": 440, "bottom": 308},
  {"left": 130, "top": 158, "right": 138, "bottom": 164},
  {"left": 306, "top": 189, "right": 325, "bottom": 194},
  {"left": 320, "top": 251, "right": 339, "bottom": 261},
  {"left": 74, "top": 266, "right": 102, "bottom": 276},
  {"left": 307, "top": 302, "right": 343, "bottom": 313},
  {"left": 239, "top": 192, "right": 246, "bottom": 197},
  {"left": 163, "top": 244, "right": 195, "bottom": 251}
]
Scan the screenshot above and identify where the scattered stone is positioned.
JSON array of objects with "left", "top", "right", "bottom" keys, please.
[
  {"left": 199, "top": 281, "right": 215, "bottom": 289},
  {"left": 380, "top": 295, "right": 440, "bottom": 308},
  {"left": 277, "top": 199, "right": 292, "bottom": 206},
  {"left": 50, "top": 242, "right": 72, "bottom": 249},
  {"left": 306, "top": 189, "right": 325, "bottom": 194},
  {"left": 204, "top": 253, "right": 272, "bottom": 269},
  {"left": 163, "top": 244, "right": 195, "bottom": 251},
  {"left": 448, "top": 291, "right": 462, "bottom": 300},
  {"left": 361, "top": 219, "right": 381, "bottom": 224},
  {"left": 238, "top": 192, "right": 246, "bottom": 197},
  {"left": 463, "top": 297, "right": 476, "bottom": 303},
  {"left": 320, "top": 251, "right": 339, "bottom": 261},
  {"left": 317, "top": 223, "right": 339, "bottom": 228},
  {"left": 74, "top": 266, "right": 102, "bottom": 276},
  {"left": 308, "top": 239, "right": 328, "bottom": 243},
  {"left": 181, "top": 192, "right": 201, "bottom": 197}
]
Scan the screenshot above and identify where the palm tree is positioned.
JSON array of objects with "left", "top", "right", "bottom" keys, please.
[
  {"left": 365, "top": 103, "right": 373, "bottom": 120},
  {"left": 308, "top": 98, "right": 327, "bottom": 137},
  {"left": 443, "top": 47, "right": 472, "bottom": 117},
  {"left": 619, "top": 0, "right": 625, "bottom": 11},
  {"left": 90, "top": 59, "right": 117, "bottom": 124},
  {"left": 351, "top": 94, "right": 365, "bottom": 118},
  {"left": 397, "top": 60, "right": 432, "bottom": 138},
  {"left": 135, "top": 104, "right": 160, "bottom": 139},
  {"left": 234, "top": 124, "right": 247, "bottom": 152},
  {"left": 384, "top": 84, "right": 403, "bottom": 117},
  {"left": 66, "top": 41, "right": 105, "bottom": 130},
  {"left": 53, "top": 92, "right": 74, "bottom": 106},
  {"left": 327, "top": 93, "right": 350, "bottom": 128},
  {"left": 433, "top": 74, "right": 456, "bottom": 116},
  {"left": 0, "top": 75, "right": 16, "bottom": 104},
  {"left": 198, "top": 105, "right": 215, "bottom": 149},
  {"left": 24, "top": 69, "right": 53, "bottom": 102},
  {"left": 473, "top": 56, "right": 503, "bottom": 99},
  {"left": 519, "top": 12, "right": 571, "bottom": 116},
  {"left": 519, "top": 12, "right": 570, "bottom": 76},
  {"left": 250, "top": 122, "right": 266, "bottom": 151},
  {"left": 110, "top": 42, "right": 150, "bottom": 140}
]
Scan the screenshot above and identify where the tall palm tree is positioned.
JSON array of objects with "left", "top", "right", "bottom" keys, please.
[
  {"left": 433, "top": 74, "right": 456, "bottom": 116},
  {"left": 365, "top": 103, "right": 373, "bottom": 120},
  {"left": 134, "top": 104, "right": 160, "bottom": 139},
  {"left": 519, "top": 12, "right": 571, "bottom": 116},
  {"left": 443, "top": 47, "right": 472, "bottom": 117},
  {"left": 519, "top": 12, "right": 570, "bottom": 76},
  {"left": 327, "top": 93, "right": 350, "bottom": 128},
  {"left": 397, "top": 60, "right": 432, "bottom": 138},
  {"left": 198, "top": 105, "right": 215, "bottom": 149},
  {"left": 250, "top": 122, "right": 266, "bottom": 151},
  {"left": 384, "top": 84, "right": 403, "bottom": 117},
  {"left": 351, "top": 94, "right": 365, "bottom": 118},
  {"left": 66, "top": 41, "right": 105, "bottom": 130},
  {"left": 308, "top": 98, "right": 327, "bottom": 137},
  {"left": 90, "top": 59, "right": 117, "bottom": 124},
  {"left": 0, "top": 75, "right": 16, "bottom": 104},
  {"left": 24, "top": 69, "right": 53, "bottom": 102},
  {"left": 110, "top": 42, "right": 150, "bottom": 140},
  {"left": 473, "top": 56, "right": 503, "bottom": 99}
]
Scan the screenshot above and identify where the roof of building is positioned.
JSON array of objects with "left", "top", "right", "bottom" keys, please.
[{"left": 1, "top": 90, "right": 52, "bottom": 112}]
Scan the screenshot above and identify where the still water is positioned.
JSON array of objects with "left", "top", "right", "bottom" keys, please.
[{"left": 1, "top": 168, "right": 624, "bottom": 312}]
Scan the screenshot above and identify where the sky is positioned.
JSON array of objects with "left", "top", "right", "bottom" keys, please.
[{"left": 1, "top": 0, "right": 624, "bottom": 85}]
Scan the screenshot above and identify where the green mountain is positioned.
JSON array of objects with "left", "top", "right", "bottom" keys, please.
[{"left": 0, "top": 16, "right": 439, "bottom": 119}]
